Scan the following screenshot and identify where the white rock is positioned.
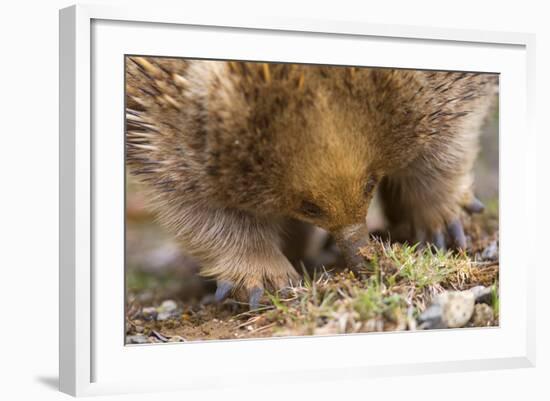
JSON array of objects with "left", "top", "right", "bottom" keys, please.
[
  {"left": 438, "top": 291, "right": 476, "bottom": 328},
  {"left": 419, "top": 289, "right": 477, "bottom": 329},
  {"left": 160, "top": 300, "right": 177, "bottom": 312}
]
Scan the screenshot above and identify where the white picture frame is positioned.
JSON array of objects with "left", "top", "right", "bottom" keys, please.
[{"left": 59, "top": 4, "right": 536, "bottom": 397}]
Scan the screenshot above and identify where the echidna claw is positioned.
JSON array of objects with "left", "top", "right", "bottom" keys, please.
[
  {"left": 447, "top": 219, "right": 466, "bottom": 250},
  {"left": 214, "top": 280, "right": 233, "bottom": 303},
  {"left": 463, "top": 197, "right": 485, "bottom": 214},
  {"left": 432, "top": 231, "right": 446, "bottom": 251},
  {"left": 248, "top": 287, "right": 264, "bottom": 311}
]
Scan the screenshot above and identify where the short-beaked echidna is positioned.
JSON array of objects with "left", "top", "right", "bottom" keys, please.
[{"left": 126, "top": 57, "right": 497, "bottom": 308}]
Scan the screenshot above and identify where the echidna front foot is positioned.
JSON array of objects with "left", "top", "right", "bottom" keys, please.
[
  {"left": 211, "top": 253, "right": 299, "bottom": 310},
  {"left": 213, "top": 281, "right": 265, "bottom": 310}
]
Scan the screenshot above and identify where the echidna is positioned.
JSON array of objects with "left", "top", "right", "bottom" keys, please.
[{"left": 126, "top": 56, "right": 497, "bottom": 308}]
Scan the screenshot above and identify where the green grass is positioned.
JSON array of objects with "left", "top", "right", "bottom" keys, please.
[
  {"left": 352, "top": 284, "right": 405, "bottom": 322},
  {"left": 385, "top": 244, "right": 458, "bottom": 290}
]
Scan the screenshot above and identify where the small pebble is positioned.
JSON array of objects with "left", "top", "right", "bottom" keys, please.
[
  {"left": 126, "top": 334, "right": 149, "bottom": 344},
  {"left": 471, "top": 303, "right": 495, "bottom": 327},
  {"left": 418, "top": 303, "right": 445, "bottom": 329},
  {"left": 156, "top": 300, "right": 180, "bottom": 321},
  {"left": 160, "top": 300, "right": 177, "bottom": 312},
  {"left": 142, "top": 307, "right": 157, "bottom": 320},
  {"left": 470, "top": 285, "right": 493, "bottom": 304},
  {"left": 157, "top": 311, "right": 173, "bottom": 321}
]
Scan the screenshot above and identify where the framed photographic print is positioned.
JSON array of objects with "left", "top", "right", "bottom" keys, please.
[{"left": 59, "top": 4, "right": 536, "bottom": 396}]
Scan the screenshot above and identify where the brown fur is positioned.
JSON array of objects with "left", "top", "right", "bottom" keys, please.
[{"left": 126, "top": 56, "right": 497, "bottom": 295}]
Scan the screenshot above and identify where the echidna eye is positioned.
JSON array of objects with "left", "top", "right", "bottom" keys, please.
[
  {"left": 299, "top": 200, "right": 324, "bottom": 218},
  {"left": 364, "top": 175, "right": 378, "bottom": 197}
]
